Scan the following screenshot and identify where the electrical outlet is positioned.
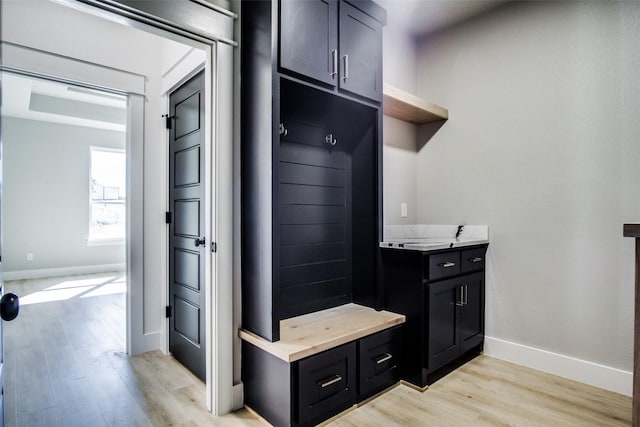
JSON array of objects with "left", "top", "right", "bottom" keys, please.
[
  {"left": 27, "top": 253, "right": 34, "bottom": 261},
  {"left": 401, "top": 203, "right": 408, "bottom": 218}
]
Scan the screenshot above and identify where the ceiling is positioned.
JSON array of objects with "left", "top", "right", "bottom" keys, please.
[
  {"left": 1, "top": 72, "right": 127, "bottom": 132},
  {"left": 376, "top": 0, "right": 506, "bottom": 38}
]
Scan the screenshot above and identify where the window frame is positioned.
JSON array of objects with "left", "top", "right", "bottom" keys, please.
[{"left": 88, "top": 145, "right": 126, "bottom": 245}]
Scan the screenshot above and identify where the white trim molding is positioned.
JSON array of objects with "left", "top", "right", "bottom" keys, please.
[
  {"left": 484, "top": 336, "right": 632, "bottom": 397},
  {"left": 2, "top": 263, "right": 125, "bottom": 281}
]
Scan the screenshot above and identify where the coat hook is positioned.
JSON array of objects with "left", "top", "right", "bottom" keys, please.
[
  {"left": 325, "top": 133, "right": 337, "bottom": 146},
  {"left": 279, "top": 123, "right": 288, "bottom": 136}
]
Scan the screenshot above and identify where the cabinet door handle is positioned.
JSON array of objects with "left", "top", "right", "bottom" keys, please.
[
  {"left": 330, "top": 49, "right": 337, "bottom": 78},
  {"left": 469, "top": 257, "right": 483, "bottom": 263},
  {"left": 439, "top": 262, "right": 456, "bottom": 268},
  {"left": 318, "top": 374, "right": 342, "bottom": 388},
  {"left": 374, "top": 353, "right": 393, "bottom": 364},
  {"left": 342, "top": 54, "right": 349, "bottom": 82},
  {"left": 464, "top": 284, "right": 468, "bottom": 305},
  {"left": 456, "top": 285, "right": 464, "bottom": 306}
]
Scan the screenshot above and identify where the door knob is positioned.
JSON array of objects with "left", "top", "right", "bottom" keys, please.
[
  {"left": 194, "top": 237, "right": 206, "bottom": 247},
  {"left": 0, "top": 292, "right": 20, "bottom": 321}
]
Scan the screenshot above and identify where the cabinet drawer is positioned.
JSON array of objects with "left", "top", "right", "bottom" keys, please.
[
  {"left": 297, "top": 342, "right": 356, "bottom": 423},
  {"left": 427, "top": 252, "right": 461, "bottom": 281},
  {"left": 461, "top": 248, "right": 486, "bottom": 273},
  {"left": 358, "top": 326, "right": 402, "bottom": 399}
]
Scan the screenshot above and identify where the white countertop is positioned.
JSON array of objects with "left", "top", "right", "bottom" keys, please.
[{"left": 380, "top": 224, "right": 489, "bottom": 251}]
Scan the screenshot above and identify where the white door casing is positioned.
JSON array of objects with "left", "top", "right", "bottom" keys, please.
[{"left": 0, "top": 0, "right": 237, "bottom": 416}]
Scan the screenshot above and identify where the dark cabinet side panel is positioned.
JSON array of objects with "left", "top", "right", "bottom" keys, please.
[
  {"left": 241, "top": 0, "right": 280, "bottom": 341},
  {"left": 382, "top": 250, "right": 426, "bottom": 386},
  {"left": 242, "top": 342, "right": 292, "bottom": 426}
]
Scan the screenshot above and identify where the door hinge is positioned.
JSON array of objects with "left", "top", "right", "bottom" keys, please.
[
  {"left": 166, "top": 305, "right": 172, "bottom": 318},
  {"left": 211, "top": 241, "right": 217, "bottom": 253},
  {"left": 162, "top": 114, "right": 174, "bottom": 129},
  {"left": 166, "top": 211, "right": 172, "bottom": 224}
]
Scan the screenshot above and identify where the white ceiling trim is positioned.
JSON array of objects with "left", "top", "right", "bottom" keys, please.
[{"left": 1, "top": 41, "right": 146, "bottom": 96}]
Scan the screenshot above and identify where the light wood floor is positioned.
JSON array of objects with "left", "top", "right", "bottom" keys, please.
[
  {"left": 330, "top": 355, "right": 631, "bottom": 427},
  {"left": 5, "top": 274, "right": 632, "bottom": 426},
  {"left": 3, "top": 273, "right": 262, "bottom": 427}
]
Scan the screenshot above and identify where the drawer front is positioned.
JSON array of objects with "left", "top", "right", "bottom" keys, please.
[
  {"left": 461, "top": 247, "right": 486, "bottom": 273},
  {"left": 358, "top": 326, "right": 402, "bottom": 399},
  {"left": 427, "top": 252, "right": 461, "bottom": 281},
  {"left": 297, "top": 342, "right": 356, "bottom": 423}
]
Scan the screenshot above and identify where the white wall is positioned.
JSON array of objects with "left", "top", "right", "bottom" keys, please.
[
  {"left": 414, "top": 0, "right": 640, "bottom": 377},
  {"left": 3, "top": 118, "right": 125, "bottom": 272},
  {"left": 1, "top": 0, "right": 168, "bottom": 343},
  {"left": 382, "top": 20, "right": 419, "bottom": 226}
]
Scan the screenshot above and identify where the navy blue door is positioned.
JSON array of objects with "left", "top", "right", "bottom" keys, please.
[{"left": 168, "top": 71, "right": 206, "bottom": 381}]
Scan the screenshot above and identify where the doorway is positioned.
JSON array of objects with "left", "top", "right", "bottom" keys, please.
[
  {"left": 0, "top": 71, "right": 130, "bottom": 425},
  {"left": 0, "top": 0, "right": 237, "bottom": 415}
]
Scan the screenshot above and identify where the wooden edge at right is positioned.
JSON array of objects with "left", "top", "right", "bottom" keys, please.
[
  {"left": 244, "top": 405, "right": 273, "bottom": 427},
  {"left": 401, "top": 380, "right": 430, "bottom": 392}
]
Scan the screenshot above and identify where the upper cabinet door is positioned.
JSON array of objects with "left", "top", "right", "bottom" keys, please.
[
  {"left": 339, "top": 1, "right": 383, "bottom": 102},
  {"left": 280, "top": 0, "right": 338, "bottom": 87}
]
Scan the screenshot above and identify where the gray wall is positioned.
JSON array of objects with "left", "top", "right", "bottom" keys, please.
[
  {"left": 414, "top": 1, "right": 640, "bottom": 371},
  {"left": 3, "top": 117, "right": 126, "bottom": 271},
  {"left": 382, "top": 23, "right": 418, "bottom": 226}
]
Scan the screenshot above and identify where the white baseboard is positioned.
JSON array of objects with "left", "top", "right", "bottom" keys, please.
[
  {"left": 2, "top": 263, "right": 126, "bottom": 281},
  {"left": 232, "top": 383, "right": 244, "bottom": 411},
  {"left": 484, "top": 336, "right": 632, "bottom": 397},
  {"left": 129, "top": 331, "right": 162, "bottom": 356}
]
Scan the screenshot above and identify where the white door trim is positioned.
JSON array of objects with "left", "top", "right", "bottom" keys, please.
[
  {"left": 58, "top": 0, "right": 237, "bottom": 416},
  {"left": 2, "top": 0, "right": 237, "bottom": 414}
]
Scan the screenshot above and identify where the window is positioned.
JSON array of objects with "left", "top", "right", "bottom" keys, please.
[{"left": 89, "top": 147, "right": 126, "bottom": 242}]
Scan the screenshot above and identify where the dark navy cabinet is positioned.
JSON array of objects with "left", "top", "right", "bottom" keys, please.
[
  {"left": 242, "top": 326, "right": 401, "bottom": 427},
  {"left": 279, "top": 0, "right": 384, "bottom": 102},
  {"left": 280, "top": 0, "right": 338, "bottom": 87},
  {"left": 383, "top": 245, "right": 488, "bottom": 388},
  {"left": 241, "top": 1, "right": 388, "bottom": 423},
  {"left": 241, "top": 0, "right": 386, "bottom": 342}
]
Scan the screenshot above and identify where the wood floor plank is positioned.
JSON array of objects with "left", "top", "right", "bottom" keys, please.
[
  {"left": 137, "top": 350, "right": 196, "bottom": 391},
  {"left": 4, "top": 274, "right": 632, "bottom": 427}
]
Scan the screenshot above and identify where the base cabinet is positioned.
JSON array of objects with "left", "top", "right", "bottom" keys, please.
[
  {"left": 243, "top": 326, "right": 402, "bottom": 427},
  {"left": 383, "top": 245, "right": 487, "bottom": 388}
]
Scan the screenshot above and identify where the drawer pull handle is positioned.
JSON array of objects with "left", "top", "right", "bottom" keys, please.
[
  {"left": 319, "top": 375, "right": 342, "bottom": 388},
  {"left": 375, "top": 353, "right": 393, "bottom": 364},
  {"left": 469, "top": 257, "right": 483, "bottom": 263},
  {"left": 439, "top": 262, "right": 456, "bottom": 268}
]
